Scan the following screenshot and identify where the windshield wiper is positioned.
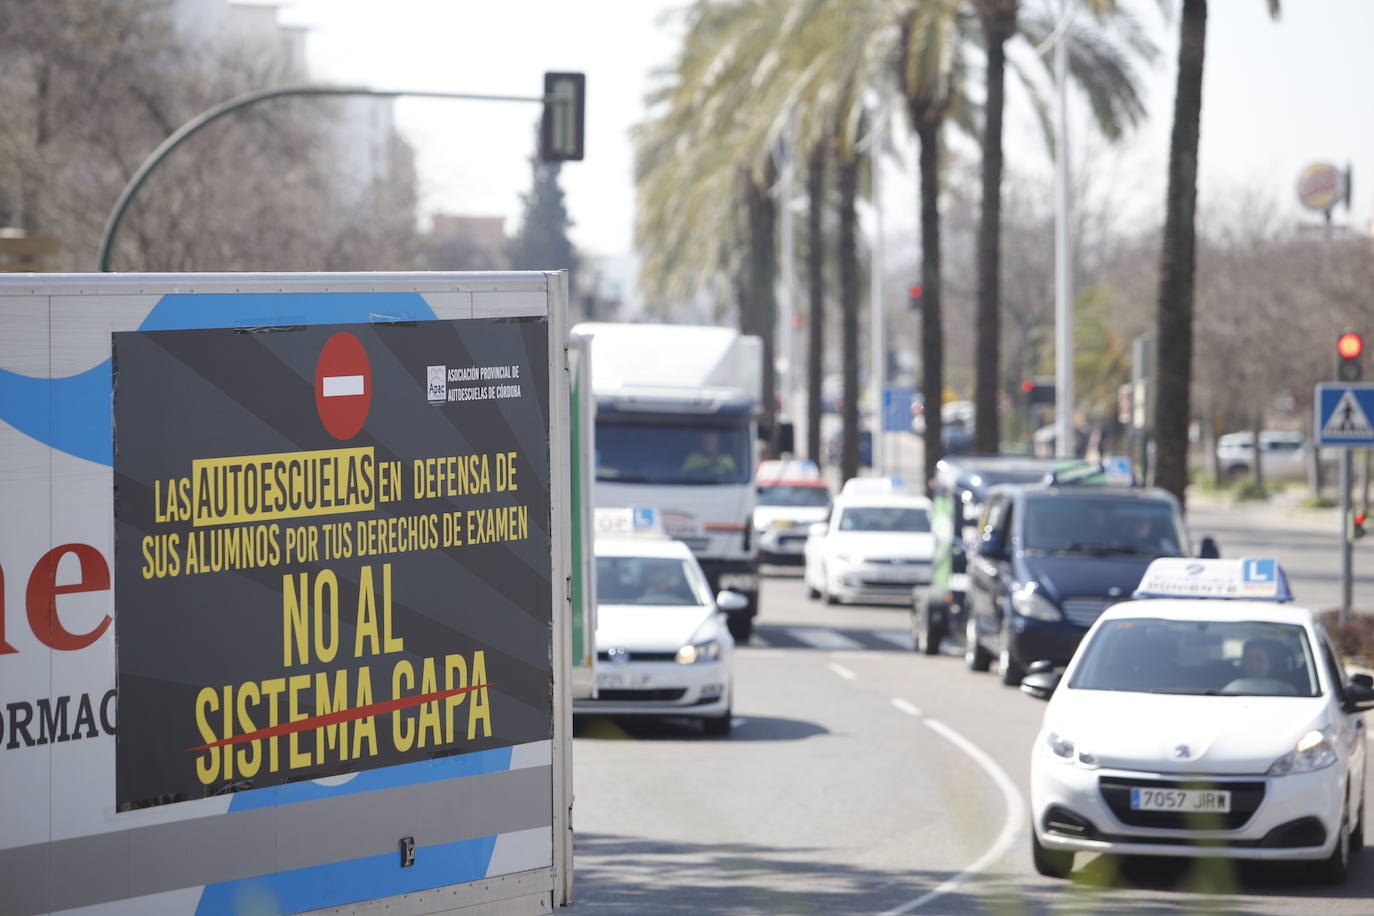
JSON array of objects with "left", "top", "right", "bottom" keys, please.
[{"left": 597, "top": 473, "right": 652, "bottom": 483}]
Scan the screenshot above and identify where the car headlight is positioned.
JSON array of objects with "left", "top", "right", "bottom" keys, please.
[
  {"left": 1267, "top": 728, "right": 1337, "bottom": 776},
  {"left": 1046, "top": 730, "right": 1075, "bottom": 761},
  {"left": 1012, "top": 583, "right": 1062, "bottom": 621},
  {"left": 1044, "top": 730, "right": 1099, "bottom": 768},
  {"left": 676, "top": 640, "right": 723, "bottom": 665}
]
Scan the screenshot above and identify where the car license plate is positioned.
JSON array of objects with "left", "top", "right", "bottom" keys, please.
[
  {"left": 868, "top": 567, "right": 915, "bottom": 584},
  {"left": 597, "top": 671, "right": 653, "bottom": 690},
  {"left": 1129, "top": 787, "right": 1231, "bottom": 813}
]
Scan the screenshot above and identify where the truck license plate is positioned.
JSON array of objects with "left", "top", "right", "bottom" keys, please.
[{"left": 1129, "top": 788, "right": 1231, "bottom": 813}]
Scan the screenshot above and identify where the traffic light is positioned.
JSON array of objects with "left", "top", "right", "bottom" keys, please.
[
  {"left": 909, "top": 284, "right": 923, "bottom": 310},
  {"left": 1355, "top": 510, "right": 1367, "bottom": 540},
  {"left": 540, "top": 72, "right": 585, "bottom": 162},
  {"left": 1336, "top": 331, "right": 1363, "bottom": 381}
]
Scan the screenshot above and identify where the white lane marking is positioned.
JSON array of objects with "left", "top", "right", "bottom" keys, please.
[
  {"left": 792, "top": 627, "right": 865, "bottom": 651},
  {"left": 827, "top": 662, "right": 857, "bottom": 681},
  {"left": 889, "top": 698, "right": 922, "bottom": 717},
  {"left": 878, "top": 718, "right": 1026, "bottom": 915},
  {"left": 749, "top": 633, "right": 772, "bottom": 648},
  {"left": 874, "top": 629, "right": 916, "bottom": 650},
  {"left": 322, "top": 374, "right": 365, "bottom": 397}
]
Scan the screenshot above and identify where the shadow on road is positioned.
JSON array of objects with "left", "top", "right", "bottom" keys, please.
[
  {"left": 570, "top": 832, "right": 1368, "bottom": 914},
  {"left": 573, "top": 714, "right": 829, "bottom": 743}
]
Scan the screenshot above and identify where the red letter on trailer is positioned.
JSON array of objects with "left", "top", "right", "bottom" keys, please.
[{"left": 26, "top": 544, "right": 112, "bottom": 651}]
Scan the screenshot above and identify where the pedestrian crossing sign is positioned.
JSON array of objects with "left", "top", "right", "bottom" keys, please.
[{"left": 1315, "top": 382, "right": 1374, "bottom": 446}]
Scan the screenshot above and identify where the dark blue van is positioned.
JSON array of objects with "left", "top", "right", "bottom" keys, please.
[{"left": 964, "top": 483, "right": 1218, "bottom": 685}]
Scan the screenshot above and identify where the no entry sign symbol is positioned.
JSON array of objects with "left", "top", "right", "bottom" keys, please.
[{"left": 315, "top": 331, "right": 372, "bottom": 439}]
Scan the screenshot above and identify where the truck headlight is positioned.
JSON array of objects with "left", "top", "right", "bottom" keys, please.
[
  {"left": 1012, "top": 583, "right": 1062, "bottom": 621},
  {"left": 676, "top": 640, "right": 723, "bottom": 665},
  {"left": 1267, "top": 728, "right": 1337, "bottom": 776}
]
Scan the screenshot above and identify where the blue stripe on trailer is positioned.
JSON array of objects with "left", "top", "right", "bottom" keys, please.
[{"left": 194, "top": 832, "right": 500, "bottom": 915}]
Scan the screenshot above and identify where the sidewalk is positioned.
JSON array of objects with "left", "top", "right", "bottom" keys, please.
[{"left": 1184, "top": 485, "right": 1345, "bottom": 535}]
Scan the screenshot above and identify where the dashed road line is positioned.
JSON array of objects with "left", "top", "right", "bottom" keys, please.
[
  {"left": 827, "top": 662, "right": 857, "bottom": 681},
  {"left": 889, "top": 697, "right": 922, "bottom": 717}
]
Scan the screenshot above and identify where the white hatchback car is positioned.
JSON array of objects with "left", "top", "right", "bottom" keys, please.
[
  {"left": 574, "top": 533, "right": 742, "bottom": 734},
  {"left": 1025, "top": 558, "right": 1374, "bottom": 883},
  {"left": 803, "top": 489, "right": 934, "bottom": 604}
]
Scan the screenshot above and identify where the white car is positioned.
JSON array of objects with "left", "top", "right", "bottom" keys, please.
[
  {"left": 1215, "top": 430, "right": 1333, "bottom": 482},
  {"left": 574, "top": 533, "right": 742, "bottom": 734},
  {"left": 755, "top": 476, "right": 832, "bottom": 564},
  {"left": 1025, "top": 558, "right": 1374, "bottom": 883},
  {"left": 803, "top": 491, "right": 935, "bottom": 604}
]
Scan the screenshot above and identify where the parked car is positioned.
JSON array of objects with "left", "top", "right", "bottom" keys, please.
[
  {"left": 574, "top": 527, "right": 744, "bottom": 734},
  {"left": 964, "top": 480, "right": 1219, "bottom": 686},
  {"left": 1215, "top": 430, "right": 1330, "bottom": 482},
  {"left": 1025, "top": 557, "right": 1373, "bottom": 883},
  {"left": 804, "top": 487, "right": 934, "bottom": 605},
  {"left": 911, "top": 455, "right": 1062, "bottom": 655}
]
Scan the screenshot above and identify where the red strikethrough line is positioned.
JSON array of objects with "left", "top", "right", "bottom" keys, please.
[{"left": 187, "top": 682, "right": 491, "bottom": 751}]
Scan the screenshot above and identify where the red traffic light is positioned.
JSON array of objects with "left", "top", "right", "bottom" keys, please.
[
  {"left": 909, "top": 285, "right": 923, "bottom": 299},
  {"left": 1020, "top": 379, "right": 1035, "bottom": 393},
  {"left": 1338, "top": 332, "right": 1363, "bottom": 359}
]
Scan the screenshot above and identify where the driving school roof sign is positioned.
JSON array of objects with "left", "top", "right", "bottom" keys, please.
[
  {"left": 1134, "top": 557, "right": 1293, "bottom": 602},
  {"left": 1314, "top": 382, "right": 1374, "bottom": 447}
]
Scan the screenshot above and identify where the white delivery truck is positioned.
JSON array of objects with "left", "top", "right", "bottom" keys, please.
[
  {"left": 0, "top": 271, "right": 577, "bottom": 915},
  {"left": 570, "top": 322, "right": 762, "bottom": 640}
]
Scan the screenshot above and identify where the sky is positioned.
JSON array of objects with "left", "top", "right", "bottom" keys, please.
[{"left": 275, "top": 0, "right": 1374, "bottom": 267}]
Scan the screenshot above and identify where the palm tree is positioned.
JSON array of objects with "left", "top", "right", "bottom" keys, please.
[
  {"left": 1152, "top": 0, "right": 1279, "bottom": 506},
  {"left": 805, "top": 138, "right": 827, "bottom": 465},
  {"left": 897, "top": 1, "right": 967, "bottom": 494},
  {"left": 970, "top": 0, "right": 1156, "bottom": 454}
]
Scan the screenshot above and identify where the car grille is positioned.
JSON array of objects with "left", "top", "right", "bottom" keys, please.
[
  {"left": 1099, "top": 776, "right": 1265, "bottom": 830},
  {"left": 597, "top": 651, "right": 677, "bottom": 662},
  {"left": 1061, "top": 597, "right": 1111, "bottom": 627},
  {"left": 858, "top": 580, "right": 918, "bottom": 591},
  {"left": 596, "top": 689, "right": 687, "bottom": 702}
]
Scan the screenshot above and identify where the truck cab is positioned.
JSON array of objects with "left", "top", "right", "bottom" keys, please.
[{"left": 572, "top": 322, "right": 763, "bottom": 640}]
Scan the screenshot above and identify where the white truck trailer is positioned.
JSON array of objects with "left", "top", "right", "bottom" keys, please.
[
  {"left": 570, "top": 322, "right": 762, "bottom": 640},
  {"left": 0, "top": 271, "right": 577, "bottom": 914}
]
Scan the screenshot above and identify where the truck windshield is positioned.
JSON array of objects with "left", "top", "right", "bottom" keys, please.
[{"left": 596, "top": 420, "right": 752, "bottom": 486}]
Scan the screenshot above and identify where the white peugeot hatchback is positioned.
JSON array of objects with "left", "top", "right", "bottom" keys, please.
[{"left": 1024, "top": 558, "right": 1373, "bottom": 883}]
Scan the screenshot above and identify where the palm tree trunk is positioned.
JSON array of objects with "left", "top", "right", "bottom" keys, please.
[
  {"left": 837, "top": 143, "right": 860, "bottom": 483},
  {"left": 806, "top": 140, "right": 827, "bottom": 466},
  {"left": 917, "top": 119, "right": 944, "bottom": 496},
  {"left": 744, "top": 167, "right": 779, "bottom": 459},
  {"left": 974, "top": 10, "right": 1014, "bottom": 455},
  {"left": 1152, "top": 0, "right": 1207, "bottom": 508}
]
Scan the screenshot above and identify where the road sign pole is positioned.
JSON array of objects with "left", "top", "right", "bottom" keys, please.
[{"left": 1341, "top": 448, "right": 1353, "bottom": 626}]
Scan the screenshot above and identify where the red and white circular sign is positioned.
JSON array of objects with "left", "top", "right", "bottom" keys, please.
[{"left": 314, "top": 332, "right": 372, "bottom": 440}]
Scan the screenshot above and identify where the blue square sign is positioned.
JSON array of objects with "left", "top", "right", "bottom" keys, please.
[{"left": 1314, "top": 383, "right": 1374, "bottom": 447}]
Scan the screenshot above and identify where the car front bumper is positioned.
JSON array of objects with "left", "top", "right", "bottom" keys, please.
[
  {"left": 1031, "top": 755, "right": 1345, "bottom": 862},
  {"left": 831, "top": 561, "right": 932, "bottom": 604},
  {"left": 573, "top": 659, "right": 731, "bottom": 718},
  {"left": 757, "top": 526, "right": 811, "bottom": 562}
]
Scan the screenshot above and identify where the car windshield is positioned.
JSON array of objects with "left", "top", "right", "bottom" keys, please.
[
  {"left": 1021, "top": 496, "right": 1183, "bottom": 557},
  {"left": 596, "top": 556, "right": 708, "bottom": 607},
  {"left": 1069, "top": 618, "right": 1320, "bottom": 697},
  {"left": 837, "top": 505, "right": 931, "bottom": 533},
  {"left": 757, "top": 485, "right": 831, "bottom": 508},
  {"left": 595, "top": 420, "right": 751, "bottom": 485}
]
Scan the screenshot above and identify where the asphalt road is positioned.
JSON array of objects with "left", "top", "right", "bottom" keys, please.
[{"left": 569, "top": 565, "right": 1373, "bottom": 915}]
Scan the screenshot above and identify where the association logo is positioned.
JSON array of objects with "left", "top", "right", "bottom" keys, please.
[{"left": 426, "top": 365, "right": 446, "bottom": 406}]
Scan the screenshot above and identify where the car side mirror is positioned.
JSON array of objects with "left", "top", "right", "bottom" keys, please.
[
  {"left": 808, "top": 522, "right": 828, "bottom": 538},
  {"left": 979, "top": 531, "right": 1008, "bottom": 559},
  {"left": 1343, "top": 680, "right": 1374, "bottom": 713},
  {"left": 1020, "top": 671, "right": 1061, "bottom": 700},
  {"left": 716, "top": 590, "right": 749, "bottom": 613},
  {"left": 1026, "top": 659, "right": 1056, "bottom": 675},
  {"left": 1353, "top": 673, "right": 1373, "bottom": 689},
  {"left": 1198, "top": 536, "right": 1220, "bottom": 559}
]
